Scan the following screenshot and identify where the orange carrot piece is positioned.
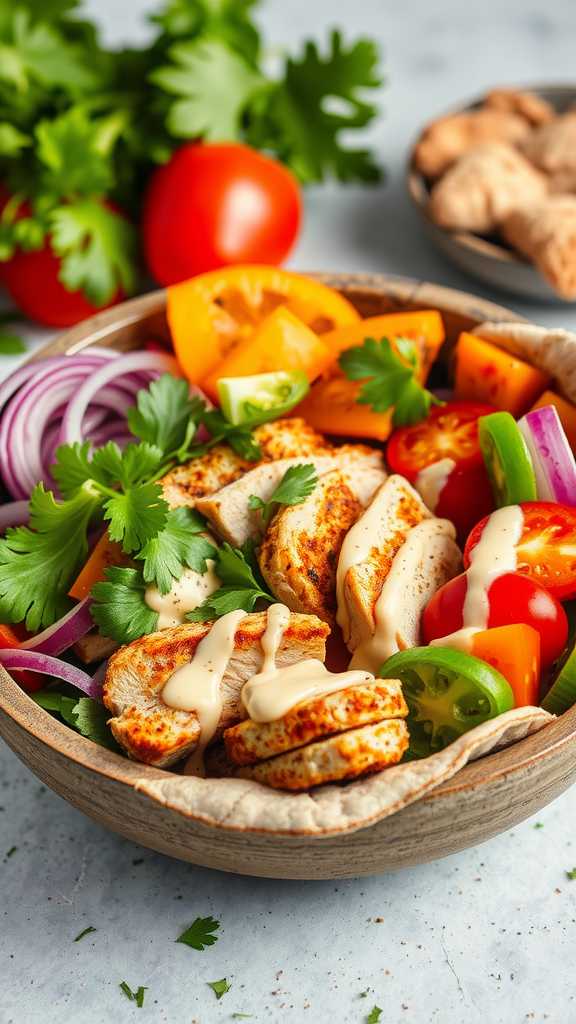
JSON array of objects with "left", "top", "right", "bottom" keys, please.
[
  {"left": 470, "top": 623, "right": 540, "bottom": 707},
  {"left": 530, "top": 390, "right": 576, "bottom": 454},
  {"left": 293, "top": 375, "right": 394, "bottom": 441},
  {"left": 320, "top": 310, "right": 445, "bottom": 383},
  {"left": 68, "top": 531, "right": 127, "bottom": 601},
  {"left": 454, "top": 332, "right": 551, "bottom": 418},
  {"left": 201, "top": 306, "right": 333, "bottom": 403}
]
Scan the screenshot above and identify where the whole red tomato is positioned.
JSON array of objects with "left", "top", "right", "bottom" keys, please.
[
  {"left": 142, "top": 142, "right": 302, "bottom": 286},
  {"left": 0, "top": 187, "right": 127, "bottom": 328}
]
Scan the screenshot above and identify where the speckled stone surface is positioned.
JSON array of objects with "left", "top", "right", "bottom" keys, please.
[{"left": 3, "top": 1, "right": 576, "bottom": 1021}]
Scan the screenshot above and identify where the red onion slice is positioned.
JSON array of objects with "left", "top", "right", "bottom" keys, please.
[
  {"left": 0, "top": 649, "right": 103, "bottom": 701},
  {"left": 518, "top": 405, "right": 576, "bottom": 507},
  {"left": 19, "top": 598, "right": 94, "bottom": 657},
  {"left": 0, "top": 500, "right": 30, "bottom": 532},
  {"left": 59, "top": 351, "right": 182, "bottom": 447}
]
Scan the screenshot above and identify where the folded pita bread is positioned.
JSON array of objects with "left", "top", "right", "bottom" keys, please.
[
  {"left": 471, "top": 320, "right": 576, "bottom": 405},
  {"left": 137, "top": 706, "right": 553, "bottom": 835}
]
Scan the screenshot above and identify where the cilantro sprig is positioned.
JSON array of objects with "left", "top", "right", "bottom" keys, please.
[
  {"left": 187, "top": 540, "right": 274, "bottom": 622},
  {"left": 176, "top": 915, "right": 220, "bottom": 951},
  {"left": 248, "top": 463, "right": 318, "bottom": 523},
  {"left": 338, "top": 336, "right": 444, "bottom": 427}
]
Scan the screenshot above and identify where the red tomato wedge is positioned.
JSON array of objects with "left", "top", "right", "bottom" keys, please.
[
  {"left": 386, "top": 401, "right": 496, "bottom": 478},
  {"left": 422, "top": 570, "right": 568, "bottom": 668},
  {"left": 464, "top": 502, "right": 576, "bottom": 600}
]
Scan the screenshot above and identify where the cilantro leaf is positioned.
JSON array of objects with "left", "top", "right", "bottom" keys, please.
[
  {"left": 127, "top": 374, "right": 204, "bottom": 457},
  {"left": 0, "top": 8, "right": 98, "bottom": 94},
  {"left": 49, "top": 198, "right": 139, "bottom": 306},
  {"left": 201, "top": 408, "right": 262, "bottom": 461},
  {"left": 102, "top": 481, "right": 169, "bottom": 554},
  {"left": 338, "top": 336, "right": 443, "bottom": 428},
  {"left": 207, "top": 978, "right": 230, "bottom": 1000},
  {"left": 151, "top": 37, "right": 263, "bottom": 141},
  {"left": 248, "top": 463, "right": 318, "bottom": 521},
  {"left": 31, "top": 689, "right": 80, "bottom": 727},
  {"left": 367, "top": 1008, "right": 382, "bottom": 1024},
  {"left": 72, "top": 697, "right": 119, "bottom": 751},
  {"left": 120, "top": 982, "right": 148, "bottom": 1007},
  {"left": 0, "top": 481, "right": 101, "bottom": 630},
  {"left": 35, "top": 107, "right": 115, "bottom": 198},
  {"left": 52, "top": 440, "right": 112, "bottom": 499},
  {"left": 136, "top": 506, "right": 217, "bottom": 596},
  {"left": 91, "top": 566, "right": 159, "bottom": 644},
  {"left": 151, "top": 0, "right": 261, "bottom": 63},
  {"left": 0, "top": 121, "right": 32, "bottom": 157},
  {"left": 176, "top": 915, "right": 220, "bottom": 950},
  {"left": 74, "top": 926, "right": 96, "bottom": 942},
  {"left": 246, "top": 31, "right": 381, "bottom": 183},
  {"left": 187, "top": 541, "right": 274, "bottom": 621},
  {"left": 0, "top": 331, "right": 26, "bottom": 354},
  {"left": 92, "top": 441, "right": 164, "bottom": 491}
]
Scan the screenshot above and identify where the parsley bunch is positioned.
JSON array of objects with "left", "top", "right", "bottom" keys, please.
[
  {"left": 339, "top": 336, "right": 444, "bottom": 427},
  {"left": 0, "top": 0, "right": 383, "bottom": 307}
]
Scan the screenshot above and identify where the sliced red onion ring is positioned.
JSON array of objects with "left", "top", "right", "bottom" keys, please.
[
  {"left": 59, "top": 350, "right": 182, "bottom": 447},
  {"left": 19, "top": 598, "right": 94, "bottom": 657},
  {"left": 91, "top": 659, "right": 109, "bottom": 690},
  {"left": 518, "top": 405, "right": 576, "bottom": 507},
  {"left": 0, "top": 649, "right": 103, "bottom": 701},
  {"left": 0, "top": 500, "right": 30, "bottom": 531}
]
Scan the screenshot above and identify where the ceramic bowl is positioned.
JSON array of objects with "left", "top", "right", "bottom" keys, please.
[
  {"left": 407, "top": 86, "right": 576, "bottom": 303},
  {"left": 1, "top": 273, "right": 575, "bottom": 879}
]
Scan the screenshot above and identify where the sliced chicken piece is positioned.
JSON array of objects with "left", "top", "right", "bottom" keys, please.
[
  {"left": 195, "top": 443, "right": 386, "bottom": 549},
  {"left": 224, "top": 678, "right": 407, "bottom": 765},
  {"left": 103, "top": 611, "right": 329, "bottom": 768},
  {"left": 259, "top": 454, "right": 387, "bottom": 623},
  {"left": 161, "top": 417, "right": 331, "bottom": 509},
  {"left": 337, "top": 475, "right": 462, "bottom": 661},
  {"left": 235, "top": 719, "right": 409, "bottom": 791}
]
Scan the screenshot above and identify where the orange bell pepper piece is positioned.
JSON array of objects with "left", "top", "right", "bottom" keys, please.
[
  {"left": 293, "top": 375, "right": 394, "bottom": 442},
  {"left": 530, "top": 390, "right": 576, "bottom": 454},
  {"left": 454, "top": 332, "right": 551, "bottom": 418},
  {"left": 167, "top": 265, "right": 360, "bottom": 385},
  {"left": 201, "top": 306, "right": 334, "bottom": 403},
  {"left": 320, "top": 309, "right": 445, "bottom": 383},
  {"left": 470, "top": 623, "right": 540, "bottom": 707},
  {"left": 69, "top": 531, "right": 128, "bottom": 601}
]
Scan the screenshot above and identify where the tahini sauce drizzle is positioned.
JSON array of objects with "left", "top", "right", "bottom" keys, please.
[
  {"left": 145, "top": 563, "right": 220, "bottom": 629},
  {"left": 241, "top": 604, "right": 373, "bottom": 723},
  {"left": 430, "top": 503, "right": 524, "bottom": 653},
  {"left": 414, "top": 458, "right": 456, "bottom": 513},
  {"left": 349, "top": 518, "right": 456, "bottom": 674},
  {"left": 162, "top": 609, "right": 247, "bottom": 777}
]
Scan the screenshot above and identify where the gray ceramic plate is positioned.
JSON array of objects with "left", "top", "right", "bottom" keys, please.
[{"left": 407, "top": 85, "right": 576, "bottom": 304}]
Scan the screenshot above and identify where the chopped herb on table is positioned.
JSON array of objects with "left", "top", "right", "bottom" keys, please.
[
  {"left": 339, "top": 336, "right": 443, "bottom": 427},
  {"left": 207, "top": 978, "right": 231, "bottom": 1000},
  {"left": 566, "top": 867, "right": 576, "bottom": 880},
  {"left": 74, "top": 926, "right": 96, "bottom": 942},
  {"left": 367, "top": 1007, "right": 383, "bottom": 1024},
  {"left": 6, "top": 846, "right": 17, "bottom": 858},
  {"left": 176, "top": 915, "right": 220, "bottom": 951},
  {"left": 119, "top": 982, "right": 148, "bottom": 1008}
]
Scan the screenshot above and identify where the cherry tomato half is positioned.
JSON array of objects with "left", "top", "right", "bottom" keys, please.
[
  {"left": 422, "top": 570, "right": 568, "bottom": 669},
  {"left": 142, "top": 142, "right": 301, "bottom": 286},
  {"left": 386, "top": 401, "right": 496, "bottom": 478},
  {"left": 464, "top": 502, "right": 576, "bottom": 601}
]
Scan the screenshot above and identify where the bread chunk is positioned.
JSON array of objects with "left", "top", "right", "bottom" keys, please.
[{"left": 429, "top": 143, "right": 547, "bottom": 235}]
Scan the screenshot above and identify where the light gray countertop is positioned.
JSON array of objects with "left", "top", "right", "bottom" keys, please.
[{"left": 3, "top": 1, "right": 576, "bottom": 1021}]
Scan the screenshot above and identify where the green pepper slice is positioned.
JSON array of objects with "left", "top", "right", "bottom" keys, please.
[
  {"left": 217, "top": 370, "right": 310, "bottom": 427},
  {"left": 378, "top": 646, "right": 515, "bottom": 760},
  {"left": 541, "top": 602, "right": 576, "bottom": 715},
  {"left": 478, "top": 411, "right": 537, "bottom": 508}
]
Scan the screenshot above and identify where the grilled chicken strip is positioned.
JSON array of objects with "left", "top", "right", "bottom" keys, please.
[
  {"left": 161, "top": 417, "right": 331, "bottom": 509},
  {"left": 338, "top": 475, "right": 462, "bottom": 657},
  {"left": 195, "top": 444, "right": 387, "bottom": 549},
  {"left": 235, "top": 719, "right": 409, "bottom": 791},
  {"left": 224, "top": 678, "right": 407, "bottom": 765},
  {"left": 259, "top": 458, "right": 387, "bottom": 624},
  {"left": 103, "top": 611, "right": 330, "bottom": 768}
]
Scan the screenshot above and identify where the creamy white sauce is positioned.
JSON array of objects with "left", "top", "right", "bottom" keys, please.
[
  {"left": 241, "top": 603, "right": 373, "bottom": 723},
  {"left": 430, "top": 503, "right": 524, "bottom": 653},
  {"left": 162, "top": 609, "right": 247, "bottom": 777},
  {"left": 350, "top": 518, "right": 456, "bottom": 673},
  {"left": 414, "top": 458, "right": 456, "bottom": 513},
  {"left": 145, "top": 562, "right": 220, "bottom": 629}
]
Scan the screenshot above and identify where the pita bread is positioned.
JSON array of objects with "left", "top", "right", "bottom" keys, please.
[
  {"left": 471, "top": 320, "right": 576, "bottom": 405},
  {"left": 137, "top": 706, "right": 553, "bottom": 835}
]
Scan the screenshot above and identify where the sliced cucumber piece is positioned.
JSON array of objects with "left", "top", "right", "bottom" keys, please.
[
  {"left": 478, "top": 411, "right": 537, "bottom": 508},
  {"left": 218, "top": 370, "right": 310, "bottom": 427}
]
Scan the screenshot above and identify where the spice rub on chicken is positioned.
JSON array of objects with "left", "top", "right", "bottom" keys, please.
[
  {"left": 161, "top": 417, "right": 331, "bottom": 509},
  {"left": 258, "top": 455, "right": 387, "bottom": 625},
  {"left": 195, "top": 443, "right": 386, "bottom": 549},
  {"left": 103, "top": 611, "right": 329, "bottom": 768}
]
